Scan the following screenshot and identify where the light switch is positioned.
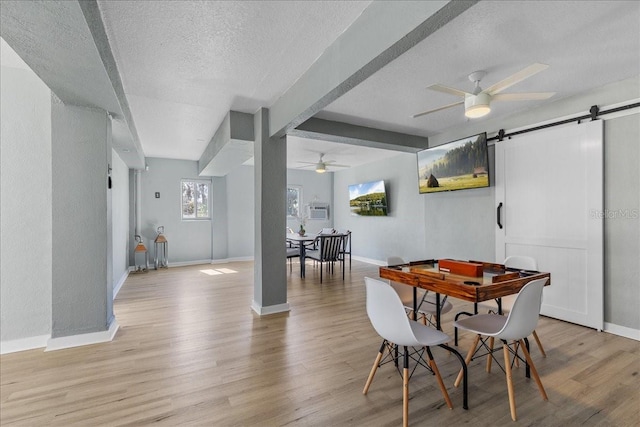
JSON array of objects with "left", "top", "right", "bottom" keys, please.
[{"left": 155, "top": 192, "right": 160, "bottom": 198}]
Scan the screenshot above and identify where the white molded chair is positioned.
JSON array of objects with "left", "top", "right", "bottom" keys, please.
[
  {"left": 453, "top": 278, "right": 549, "bottom": 421},
  {"left": 363, "top": 277, "right": 452, "bottom": 426},
  {"left": 478, "top": 256, "right": 546, "bottom": 357},
  {"left": 387, "top": 256, "right": 453, "bottom": 327}
]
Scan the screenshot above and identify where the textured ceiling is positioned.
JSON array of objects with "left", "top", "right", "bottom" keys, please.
[
  {"left": 4, "top": 1, "right": 637, "bottom": 172},
  {"left": 318, "top": 0, "right": 640, "bottom": 137},
  {"left": 96, "top": 0, "right": 638, "bottom": 170},
  {"left": 98, "top": 0, "right": 373, "bottom": 161}
]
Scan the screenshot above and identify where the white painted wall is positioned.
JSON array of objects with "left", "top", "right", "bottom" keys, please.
[
  {"left": 333, "top": 152, "right": 426, "bottom": 263},
  {"left": 111, "top": 150, "right": 129, "bottom": 296},
  {"left": 0, "top": 39, "right": 52, "bottom": 348}
]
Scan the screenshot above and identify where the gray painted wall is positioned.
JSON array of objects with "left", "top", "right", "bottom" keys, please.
[
  {"left": 333, "top": 152, "right": 426, "bottom": 263},
  {"left": 332, "top": 78, "right": 639, "bottom": 331},
  {"left": 141, "top": 158, "right": 212, "bottom": 264},
  {"left": 111, "top": 150, "right": 129, "bottom": 290},
  {"left": 51, "top": 100, "right": 111, "bottom": 338},
  {"left": 422, "top": 146, "right": 495, "bottom": 262},
  {"left": 253, "top": 109, "right": 287, "bottom": 309},
  {"left": 0, "top": 53, "right": 52, "bottom": 343},
  {"left": 604, "top": 114, "right": 640, "bottom": 330},
  {"left": 211, "top": 175, "right": 229, "bottom": 260},
  {"left": 225, "top": 165, "right": 255, "bottom": 259},
  {"left": 286, "top": 168, "right": 334, "bottom": 233}
]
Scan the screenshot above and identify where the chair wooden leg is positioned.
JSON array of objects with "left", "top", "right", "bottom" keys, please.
[
  {"left": 454, "top": 334, "right": 480, "bottom": 388},
  {"left": 426, "top": 348, "right": 453, "bottom": 409},
  {"left": 503, "top": 343, "right": 517, "bottom": 421},
  {"left": 532, "top": 330, "right": 547, "bottom": 357},
  {"left": 486, "top": 336, "right": 494, "bottom": 373},
  {"left": 363, "top": 351, "right": 384, "bottom": 394},
  {"left": 519, "top": 339, "right": 548, "bottom": 401},
  {"left": 403, "top": 348, "right": 409, "bottom": 427}
]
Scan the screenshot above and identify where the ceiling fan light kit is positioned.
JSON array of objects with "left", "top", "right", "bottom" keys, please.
[
  {"left": 297, "top": 152, "right": 350, "bottom": 173},
  {"left": 414, "top": 63, "right": 554, "bottom": 120},
  {"left": 464, "top": 92, "right": 492, "bottom": 118}
]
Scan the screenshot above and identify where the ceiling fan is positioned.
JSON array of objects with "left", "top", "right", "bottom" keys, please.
[
  {"left": 297, "top": 153, "right": 350, "bottom": 173},
  {"left": 413, "top": 63, "right": 555, "bottom": 119}
]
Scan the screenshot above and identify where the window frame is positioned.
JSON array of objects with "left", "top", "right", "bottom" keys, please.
[
  {"left": 180, "top": 178, "right": 212, "bottom": 221},
  {"left": 286, "top": 185, "right": 303, "bottom": 219}
]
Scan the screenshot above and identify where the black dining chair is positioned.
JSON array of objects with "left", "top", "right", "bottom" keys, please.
[
  {"left": 305, "top": 233, "right": 345, "bottom": 283},
  {"left": 336, "top": 229, "right": 352, "bottom": 270}
]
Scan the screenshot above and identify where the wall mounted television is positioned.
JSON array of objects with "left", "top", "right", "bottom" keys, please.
[
  {"left": 348, "top": 180, "right": 388, "bottom": 216},
  {"left": 417, "top": 132, "right": 489, "bottom": 194}
]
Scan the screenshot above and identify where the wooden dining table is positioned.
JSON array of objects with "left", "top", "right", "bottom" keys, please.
[
  {"left": 379, "top": 259, "right": 551, "bottom": 329},
  {"left": 378, "top": 259, "right": 552, "bottom": 410}
]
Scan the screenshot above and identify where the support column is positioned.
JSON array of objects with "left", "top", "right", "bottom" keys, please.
[
  {"left": 49, "top": 97, "right": 117, "bottom": 348},
  {"left": 252, "top": 108, "right": 288, "bottom": 315}
]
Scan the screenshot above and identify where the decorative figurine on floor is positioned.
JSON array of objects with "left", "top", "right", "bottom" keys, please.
[
  {"left": 154, "top": 226, "right": 168, "bottom": 269},
  {"left": 133, "top": 235, "right": 149, "bottom": 273}
]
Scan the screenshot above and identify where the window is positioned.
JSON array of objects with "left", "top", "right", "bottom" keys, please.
[
  {"left": 287, "top": 185, "right": 302, "bottom": 218},
  {"left": 181, "top": 179, "right": 211, "bottom": 220}
]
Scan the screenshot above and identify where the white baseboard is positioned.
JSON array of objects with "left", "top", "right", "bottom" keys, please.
[
  {"left": 251, "top": 301, "right": 290, "bottom": 316},
  {"left": 113, "top": 270, "right": 129, "bottom": 298},
  {"left": 212, "top": 256, "right": 254, "bottom": 264},
  {"left": 0, "top": 334, "right": 49, "bottom": 355},
  {"left": 168, "top": 259, "right": 214, "bottom": 268},
  {"left": 604, "top": 322, "right": 640, "bottom": 341},
  {"left": 352, "top": 255, "right": 386, "bottom": 266},
  {"left": 45, "top": 318, "right": 119, "bottom": 352},
  {"left": 128, "top": 259, "right": 215, "bottom": 271}
]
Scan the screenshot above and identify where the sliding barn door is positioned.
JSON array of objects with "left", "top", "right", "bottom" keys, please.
[{"left": 495, "top": 120, "right": 603, "bottom": 330}]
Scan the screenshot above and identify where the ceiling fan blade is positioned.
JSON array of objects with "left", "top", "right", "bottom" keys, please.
[
  {"left": 328, "top": 164, "right": 350, "bottom": 168},
  {"left": 412, "top": 100, "right": 464, "bottom": 118},
  {"left": 295, "top": 164, "right": 315, "bottom": 169},
  {"left": 485, "top": 63, "right": 549, "bottom": 95},
  {"left": 492, "top": 92, "right": 556, "bottom": 101},
  {"left": 427, "top": 84, "right": 469, "bottom": 98},
  {"left": 297, "top": 161, "right": 318, "bottom": 165}
]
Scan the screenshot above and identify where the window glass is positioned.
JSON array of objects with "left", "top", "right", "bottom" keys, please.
[
  {"left": 287, "top": 186, "right": 302, "bottom": 218},
  {"left": 181, "top": 179, "right": 211, "bottom": 220}
]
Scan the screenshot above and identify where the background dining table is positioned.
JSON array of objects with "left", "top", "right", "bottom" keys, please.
[{"left": 286, "top": 233, "right": 317, "bottom": 278}]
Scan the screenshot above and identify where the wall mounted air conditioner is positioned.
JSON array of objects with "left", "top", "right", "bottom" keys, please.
[{"left": 306, "top": 202, "right": 329, "bottom": 220}]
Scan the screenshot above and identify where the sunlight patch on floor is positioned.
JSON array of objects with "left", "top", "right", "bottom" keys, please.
[{"left": 200, "top": 268, "right": 238, "bottom": 275}]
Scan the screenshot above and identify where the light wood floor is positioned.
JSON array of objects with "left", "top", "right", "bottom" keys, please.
[{"left": 1, "top": 260, "right": 638, "bottom": 426}]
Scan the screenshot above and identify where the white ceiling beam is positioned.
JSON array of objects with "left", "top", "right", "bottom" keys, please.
[{"left": 268, "top": 0, "right": 479, "bottom": 139}]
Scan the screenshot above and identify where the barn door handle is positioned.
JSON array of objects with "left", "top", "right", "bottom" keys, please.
[{"left": 497, "top": 202, "right": 503, "bottom": 229}]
